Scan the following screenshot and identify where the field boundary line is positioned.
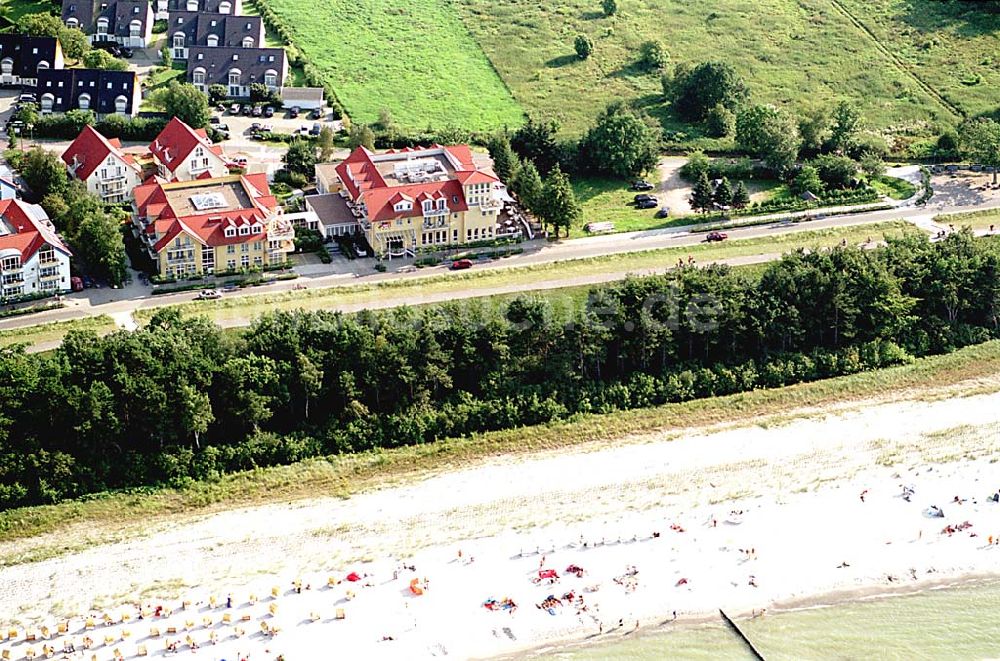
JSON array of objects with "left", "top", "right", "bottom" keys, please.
[{"left": 826, "top": 0, "right": 963, "bottom": 119}]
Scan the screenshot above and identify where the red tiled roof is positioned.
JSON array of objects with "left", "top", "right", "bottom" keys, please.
[
  {"left": 61, "top": 125, "right": 138, "bottom": 182},
  {"left": 333, "top": 145, "right": 497, "bottom": 223},
  {"left": 149, "top": 117, "right": 224, "bottom": 174},
  {"left": 0, "top": 199, "right": 72, "bottom": 261}
]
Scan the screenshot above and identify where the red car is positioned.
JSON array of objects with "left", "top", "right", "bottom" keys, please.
[
  {"left": 451, "top": 259, "right": 473, "bottom": 270},
  {"left": 706, "top": 231, "right": 728, "bottom": 242}
]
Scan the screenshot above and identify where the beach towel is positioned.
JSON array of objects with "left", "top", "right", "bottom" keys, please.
[{"left": 346, "top": 572, "right": 361, "bottom": 582}]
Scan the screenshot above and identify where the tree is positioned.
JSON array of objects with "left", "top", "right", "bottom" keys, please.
[
  {"left": 735, "top": 104, "right": 801, "bottom": 174},
  {"left": 159, "top": 45, "right": 172, "bottom": 69},
  {"left": 704, "top": 103, "right": 735, "bottom": 138},
  {"left": 639, "top": 40, "right": 668, "bottom": 71},
  {"left": 17, "top": 14, "right": 89, "bottom": 60},
  {"left": 21, "top": 148, "right": 67, "bottom": 201},
  {"left": 958, "top": 117, "right": 1000, "bottom": 184},
  {"left": 540, "top": 165, "right": 580, "bottom": 237},
  {"left": 670, "top": 61, "right": 749, "bottom": 122},
  {"left": 827, "top": 100, "right": 863, "bottom": 154},
  {"left": 859, "top": 151, "right": 885, "bottom": 179},
  {"left": 713, "top": 177, "right": 733, "bottom": 207},
  {"left": 511, "top": 159, "right": 544, "bottom": 216},
  {"left": 679, "top": 150, "right": 710, "bottom": 181},
  {"left": 154, "top": 82, "right": 210, "bottom": 129},
  {"left": 731, "top": 180, "right": 750, "bottom": 209},
  {"left": 791, "top": 165, "right": 824, "bottom": 195},
  {"left": 178, "top": 383, "right": 213, "bottom": 449},
  {"left": 283, "top": 139, "right": 317, "bottom": 178},
  {"left": 208, "top": 84, "right": 227, "bottom": 106},
  {"left": 798, "top": 107, "right": 830, "bottom": 156},
  {"left": 511, "top": 116, "right": 561, "bottom": 174},
  {"left": 317, "top": 126, "right": 335, "bottom": 162},
  {"left": 75, "top": 211, "right": 127, "bottom": 286},
  {"left": 487, "top": 132, "right": 518, "bottom": 183},
  {"left": 602, "top": 0, "right": 617, "bottom": 16},
  {"left": 249, "top": 83, "right": 280, "bottom": 106},
  {"left": 347, "top": 123, "right": 375, "bottom": 150},
  {"left": 811, "top": 154, "right": 859, "bottom": 190},
  {"left": 376, "top": 108, "right": 395, "bottom": 134},
  {"left": 81, "top": 49, "right": 128, "bottom": 71},
  {"left": 578, "top": 100, "right": 660, "bottom": 178},
  {"left": 937, "top": 129, "right": 959, "bottom": 156},
  {"left": 296, "top": 352, "right": 323, "bottom": 420},
  {"left": 689, "top": 172, "right": 714, "bottom": 213},
  {"left": 574, "top": 34, "right": 594, "bottom": 60}
]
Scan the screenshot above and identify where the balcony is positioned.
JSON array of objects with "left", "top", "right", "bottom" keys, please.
[
  {"left": 39, "top": 270, "right": 61, "bottom": 280},
  {"left": 38, "top": 256, "right": 60, "bottom": 267}
]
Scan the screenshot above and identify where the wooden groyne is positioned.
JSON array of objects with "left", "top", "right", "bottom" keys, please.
[{"left": 719, "top": 609, "right": 766, "bottom": 660}]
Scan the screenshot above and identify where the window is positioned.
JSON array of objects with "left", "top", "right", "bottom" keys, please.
[
  {"left": 37, "top": 60, "right": 49, "bottom": 70},
  {"left": 241, "top": 242, "right": 249, "bottom": 252},
  {"left": 210, "top": 20, "right": 217, "bottom": 27},
  {"left": 239, "top": 225, "right": 249, "bottom": 236},
  {"left": 172, "top": 33, "right": 185, "bottom": 48},
  {"left": 263, "top": 69, "right": 277, "bottom": 87},
  {"left": 251, "top": 224, "right": 262, "bottom": 234},
  {"left": 130, "top": 19, "right": 142, "bottom": 38},
  {"left": 192, "top": 67, "right": 205, "bottom": 85},
  {"left": 40, "top": 93, "right": 54, "bottom": 113},
  {"left": 219, "top": 0, "right": 231, "bottom": 13},
  {"left": 1, "top": 58, "right": 11, "bottom": 75},
  {"left": 206, "top": 34, "right": 218, "bottom": 47},
  {"left": 133, "top": 5, "right": 140, "bottom": 13},
  {"left": 226, "top": 245, "right": 235, "bottom": 254},
  {"left": 241, "top": 36, "right": 254, "bottom": 48},
  {"left": 0, "top": 255, "right": 20, "bottom": 271},
  {"left": 241, "top": 254, "right": 249, "bottom": 267},
  {"left": 186, "top": 0, "right": 197, "bottom": 9},
  {"left": 66, "top": 17, "right": 78, "bottom": 28},
  {"left": 78, "top": 93, "right": 90, "bottom": 110},
  {"left": 253, "top": 241, "right": 261, "bottom": 250},
  {"left": 224, "top": 227, "right": 236, "bottom": 238},
  {"left": 227, "top": 259, "right": 236, "bottom": 269},
  {"left": 97, "top": 17, "right": 109, "bottom": 34},
  {"left": 114, "top": 95, "right": 128, "bottom": 114},
  {"left": 227, "top": 68, "right": 241, "bottom": 94}
]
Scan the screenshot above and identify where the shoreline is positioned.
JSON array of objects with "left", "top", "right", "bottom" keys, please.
[{"left": 2, "top": 391, "right": 1000, "bottom": 660}]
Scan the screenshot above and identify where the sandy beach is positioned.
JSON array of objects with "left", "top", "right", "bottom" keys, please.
[{"left": 3, "top": 384, "right": 1000, "bottom": 660}]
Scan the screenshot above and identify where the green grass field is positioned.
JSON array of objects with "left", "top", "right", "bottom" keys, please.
[
  {"left": 0, "top": 316, "right": 117, "bottom": 350},
  {"left": 257, "top": 0, "right": 524, "bottom": 131},
  {"left": 453, "top": 0, "right": 955, "bottom": 136}
]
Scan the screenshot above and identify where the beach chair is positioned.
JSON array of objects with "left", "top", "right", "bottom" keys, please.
[
  {"left": 112, "top": 647, "right": 122, "bottom": 660},
  {"left": 184, "top": 620, "right": 194, "bottom": 631},
  {"left": 102, "top": 614, "right": 113, "bottom": 626},
  {"left": 26, "top": 632, "right": 36, "bottom": 642},
  {"left": 120, "top": 628, "right": 130, "bottom": 639},
  {"left": 148, "top": 627, "right": 160, "bottom": 638},
  {"left": 120, "top": 613, "right": 130, "bottom": 623},
  {"left": 233, "top": 627, "right": 244, "bottom": 638},
  {"left": 208, "top": 630, "right": 217, "bottom": 644},
  {"left": 222, "top": 614, "right": 232, "bottom": 624},
  {"left": 43, "top": 644, "right": 55, "bottom": 658},
  {"left": 1, "top": 649, "right": 9, "bottom": 660},
  {"left": 239, "top": 615, "right": 251, "bottom": 622},
  {"left": 136, "top": 643, "right": 147, "bottom": 657},
  {"left": 39, "top": 626, "right": 49, "bottom": 639},
  {"left": 56, "top": 622, "right": 68, "bottom": 635},
  {"left": 201, "top": 616, "right": 212, "bottom": 628},
  {"left": 165, "top": 627, "right": 177, "bottom": 635},
  {"left": 248, "top": 594, "right": 257, "bottom": 605},
  {"left": 208, "top": 595, "right": 217, "bottom": 608},
  {"left": 259, "top": 622, "right": 269, "bottom": 634},
  {"left": 335, "top": 608, "right": 345, "bottom": 620},
  {"left": 346, "top": 590, "right": 355, "bottom": 601},
  {"left": 270, "top": 586, "right": 279, "bottom": 598},
  {"left": 104, "top": 634, "right": 115, "bottom": 646},
  {"left": 327, "top": 576, "right": 338, "bottom": 587},
  {"left": 84, "top": 618, "right": 94, "bottom": 631},
  {"left": 309, "top": 612, "right": 320, "bottom": 622},
  {"left": 25, "top": 648, "right": 35, "bottom": 660},
  {"left": 139, "top": 608, "right": 151, "bottom": 620}
]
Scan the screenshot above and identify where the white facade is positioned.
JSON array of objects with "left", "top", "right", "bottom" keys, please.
[
  {"left": 79, "top": 152, "right": 142, "bottom": 203},
  {"left": 0, "top": 245, "right": 72, "bottom": 299},
  {"left": 155, "top": 143, "right": 229, "bottom": 182}
]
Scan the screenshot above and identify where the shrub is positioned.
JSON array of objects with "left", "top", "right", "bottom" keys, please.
[{"left": 575, "top": 34, "right": 594, "bottom": 60}]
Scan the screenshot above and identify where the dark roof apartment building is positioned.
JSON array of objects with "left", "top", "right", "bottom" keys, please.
[
  {"left": 61, "top": 0, "right": 154, "bottom": 48},
  {"left": 34, "top": 68, "right": 140, "bottom": 116},
  {"left": 167, "top": 12, "right": 264, "bottom": 60},
  {"left": 187, "top": 46, "right": 287, "bottom": 99},
  {"left": 165, "top": 0, "right": 242, "bottom": 13},
  {"left": 0, "top": 35, "right": 64, "bottom": 87}
]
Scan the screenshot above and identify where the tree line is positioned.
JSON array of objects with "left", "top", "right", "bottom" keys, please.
[{"left": 1, "top": 232, "right": 998, "bottom": 509}]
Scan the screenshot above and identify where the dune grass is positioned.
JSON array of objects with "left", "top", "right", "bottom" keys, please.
[
  {"left": 936, "top": 209, "right": 1000, "bottom": 231},
  {"left": 256, "top": 0, "right": 524, "bottom": 131},
  {"left": 3, "top": 336, "right": 999, "bottom": 563},
  {"left": 0, "top": 316, "right": 117, "bottom": 350},
  {"left": 453, "top": 0, "right": 953, "bottom": 136}
]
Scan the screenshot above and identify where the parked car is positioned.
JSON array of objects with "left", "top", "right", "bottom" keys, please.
[
  {"left": 210, "top": 115, "right": 221, "bottom": 125},
  {"left": 288, "top": 106, "right": 300, "bottom": 118},
  {"left": 310, "top": 122, "right": 322, "bottom": 136},
  {"left": 250, "top": 122, "right": 262, "bottom": 132},
  {"left": 251, "top": 105, "right": 262, "bottom": 117},
  {"left": 216, "top": 123, "right": 229, "bottom": 132},
  {"left": 120, "top": 47, "right": 134, "bottom": 58},
  {"left": 81, "top": 275, "right": 95, "bottom": 289},
  {"left": 630, "top": 180, "right": 654, "bottom": 191},
  {"left": 636, "top": 197, "right": 658, "bottom": 209},
  {"left": 706, "top": 231, "right": 729, "bottom": 242},
  {"left": 17, "top": 93, "right": 35, "bottom": 104},
  {"left": 451, "top": 258, "right": 473, "bottom": 270},
  {"left": 231, "top": 156, "right": 248, "bottom": 168},
  {"left": 241, "top": 104, "right": 253, "bottom": 116},
  {"left": 196, "top": 289, "right": 222, "bottom": 300},
  {"left": 633, "top": 193, "right": 656, "bottom": 204},
  {"left": 216, "top": 104, "right": 227, "bottom": 112},
  {"left": 263, "top": 105, "right": 274, "bottom": 118},
  {"left": 655, "top": 206, "right": 670, "bottom": 219},
  {"left": 354, "top": 246, "right": 368, "bottom": 257},
  {"left": 92, "top": 40, "right": 121, "bottom": 57},
  {"left": 229, "top": 102, "right": 240, "bottom": 114},
  {"left": 308, "top": 107, "right": 323, "bottom": 120},
  {"left": 70, "top": 276, "right": 84, "bottom": 292}
]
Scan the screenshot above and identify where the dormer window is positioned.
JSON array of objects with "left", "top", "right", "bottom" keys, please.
[
  {"left": 206, "top": 34, "right": 218, "bottom": 47},
  {"left": 238, "top": 225, "right": 250, "bottom": 236},
  {"left": 437, "top": 199, "right": 445, "bottom": 210},
  {"left": 224, "top": 226, "right": 236, "bottom": 238},
  {"left": 210, "top": 19, "right": 217, "bottom": 27},
  {"left": 241, "top": 36, "right": 254, "bottom": 48},
  {"left": 132, "top": 5, "right": 139, "bottom": 13},
  {"left": 185, "top": 0, "right": 197, "bottom": 10},
  {"left": 232, "top": 54, "right": 238, "bottom": 61},
  {"left": 251, "top": 223, "right": 262, "bottom": 234}
]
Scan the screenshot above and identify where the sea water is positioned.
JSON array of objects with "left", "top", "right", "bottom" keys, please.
[{"left": 538, "top": 579, "right": 1000, "bottom": 660}]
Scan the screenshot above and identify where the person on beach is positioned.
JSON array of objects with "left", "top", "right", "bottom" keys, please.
[{"left": 860, "top": 489, "right": 868, "bottom": 502}]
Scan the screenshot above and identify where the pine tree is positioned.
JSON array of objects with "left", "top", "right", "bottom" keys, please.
[
  {"left": 512, "top": 160, "right": 544, "bottom": 217},
  {"left": 690, "top": 172, "right": 715, "bottom": 214},
  {"left": 714, "top": 177, "right": 733, "bottom": 208},
  {"left": 488, "top": 133, "right": 518, "bottom": 183},
  {"left": 541, "top": 165, "right": 581, "bottom": 238},
  {"left": 731, "top": 180, "right": 750, "bottom": 209}
]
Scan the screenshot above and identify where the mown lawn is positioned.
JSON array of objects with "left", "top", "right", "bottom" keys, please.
[
  {"left": 257, "top": 0, "right": 524, "bottom": 131},
  {"left": 872, "top": 174, "right": 917, "bottom": 200},
  {"left": 936, "top": 209, "right": 1000, "bottom": 231},
  {"left": 4, "top": 0, "right": 53, "bottom": 22},
  {"left": 0, "top": 316, "right": 117, "bottom": 350},
  {"left": 453, "top": 0, "right": 953, "bottom": 136}
]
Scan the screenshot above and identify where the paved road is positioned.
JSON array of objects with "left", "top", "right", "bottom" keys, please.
[{"left": 2, "top": 193, "right": 997, "bottom": 344}]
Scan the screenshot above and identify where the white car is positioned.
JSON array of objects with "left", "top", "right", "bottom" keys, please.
[{"left": 196, "top": 289, "right": 222, "bottom": 300}]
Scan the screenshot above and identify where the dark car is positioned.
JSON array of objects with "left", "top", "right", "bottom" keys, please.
[
  {"left": 216, "top": 123, "right": 229, "bottom": 132},
  {"left": 706, "top": 231, "right": 729, "bottom": 242},
  {"left": 288, "top": 106, "right": 300, "bottom": 119},
  {"left": 210, "top": 115, "right": 221, "bottom": 125},
  {"left": 309, "top": 107, "right": 323, "bottom": 120},
  {"left": 251, "top": 105, "right": 262, "bottom": 117},
  {"left": 633, "top": 193, "right": 656, "bottom": 204},
  {"left": 636, "top": 198, "right": 658, "bottom": 209},
  {"left": 263, "top": 105, "right": 274, "bottom": 118},
  {"left": 655, "top": 206, "right": 670, "bottom": 219},
  {"left": 120, "top": 47, "right": 134, "bottom": 59},
  {"left": 241, "top": 104, "right": 253, "bottom": 116},
  {"left": 630, "top": 180, "right": 654, "bottom": 191},
  {"left": 310, "top": 122, "right": 322, "bottom": 136},
  {"left": 451, "top": 259, "right": 473, "bottom": 270},
  {"left": 92, "top": 40, "right": 122, "bottom": 57}
]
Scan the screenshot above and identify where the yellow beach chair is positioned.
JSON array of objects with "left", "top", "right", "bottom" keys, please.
[
  {"left": 84, "top": 619, "right": 95, "bottom": 631},
  {"left": 1, "top": 649, "right": 10, "bottom": 660},
  {"left": 208, "top": 596, "right": 217, "bottom": 609},
  {"left": 56, "top": 623, "right": 68, "bottom": 635},
  {"left": 233, "top": 626, "right": 244, "bottom": 638},
  {"left": 103, "top": 634, "right": 115, "bottom": 646},
  {"left": 136, "top": 643, "right": 148, "bottom": 657},
  {"left": 309, "top": 612, "right": 320, "bottom": 622},
  {"left": 268, "top": 603, "right": 278, "bottom": 617},
  {"left": 148, "top": 627, "right": 160, "bottom": 638},
  {"left": 270, "top": 586, "right": 279, "bottom": 598},
  {"left": 222, "top": 614, "right": 232, "bottom": 624},
  {"left": 201, "top": 616, "right": 212, "bottom": 628},
  {"left": 335, "top": 608, "right": 345, "bottom": 620}
]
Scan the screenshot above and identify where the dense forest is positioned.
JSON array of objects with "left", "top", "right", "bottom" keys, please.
[{"left": 1, "top": 232, "right": 998, "bottom": 509}]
